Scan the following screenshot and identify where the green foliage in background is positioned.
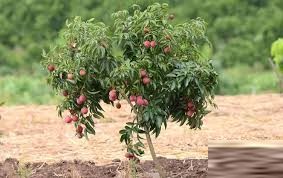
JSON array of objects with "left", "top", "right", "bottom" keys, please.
[
  {"left": 271, "top": 38, "right": 283, "bottom": 72},
  {"left": 1, "top": 0, "right": 282, "bottom": 104},
  {"left": 1, "top": 0, "right": 283, "bottom": 70},
  {"left": 0, "top": 75, "right": 59, "bottom": 105},
  {"left": 0, "top": 0, "right": 161, "bottom": 70},
  {"left": 217, "top": 65, "right": 278, "bottom": 94},
  {"left": 176, "top": 0, "right": 283, "bottom": 69}
]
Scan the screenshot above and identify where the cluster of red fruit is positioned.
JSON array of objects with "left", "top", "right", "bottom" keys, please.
[
  {"left": 108, "top": 89, "right": 122, "bottom": 109},
  {"left": 64, "top": 114, "right": 83, "bottom": 138},
  {"left": 143, "top": 40, "right": 171, "bottom": 54},
  {"left": 143, "top": 25, "right": 172, "bottom": 54},
  {"left": 77, "top": 95, "right": 89, "bottom": 114},
  {"left": 47, "top": 63, "right": 87, "bottom": 79},
  {"left": 186, "top": 101, "right": 196, "bottom": 117},
  {"left": 130, "top": 95, "right": 149, "bottom": 106},
  {"left": 47, "top": 64, "right": 89, "bottom": 138},
  {"left": 65, "top": 96, "right": 89, "bottom": 116},
  {"left": 143, "top": 40, "right": 156, "bottom": 48},
  {"left": 140, "top": 69, "right": 150, "bottom": 85},
  {"left": 64, "top": 94, "right": 89, "bottom": 138}
]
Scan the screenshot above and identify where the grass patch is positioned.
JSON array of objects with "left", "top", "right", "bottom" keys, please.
[
  {"left": 17, "top": 162, "right": 32, "bottom": 178},
  {"left": 0, "top": 75, "right": 59, "bottom": 105},
  {"left": 217, "top": 66, "right": 279, "bottom": 95}
]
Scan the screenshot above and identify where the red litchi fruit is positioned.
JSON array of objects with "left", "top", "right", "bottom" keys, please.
[
  {"left": 76, "top": 98, "right": 83, "bottom": 105},
  {"left": 187, "top": 101, "right": 194, "bottom": 108},
  {"left": 109, "top": 89, "right": 117, "bottom": 101},
  {"left": 136, "top": 97, "right": 144, "bottom": 106},
  {"left": 164, "top": 46, "right": 171, "bottom": 54},
  {"left": 77, "top": 133, "right": 83, "bottom": 139},
  {"left": 150, "top": 41, "right": 156, "bottom": 48},
  {"left": 142, "top": 77, "right": 151, "bottom": 85},
  {"left": 129, "top": 95, "right": 136, "bottom": 102},
  {"left": 143, "top": 99, "right": 149, "bottom": 106},
  {"left": 109, "top": 89, "right": 117, "bottom": 97},
  {"left": 186, "top": 110, "right": 194, "bottom": 117},
  {"left": 62, "top": 90, "right": 68, "bottom": 97},
  {"left": 143, "top": 41, "right": 151, "bottom": 48},
  {"left": 79, "top": 69, "right": 86, "bottom": 76},
  {"left": 65, "top": 116, "right": 72, "bottom": 123},
  {"left": 109, "top": 95, "right": 117, "bottom": 101},
  {"left": 125, "top": 152, "right": 134, "bottom": 159},
  {"left": 76, "top": 125, "right": 83, "bottom": 133},
  {"left": 116, "top": 102, "right": 121, "bottom": 109},
  {"left": 47, "top": 65, "right": 55, "bottom": 72},
  {"left": 136, "top": 96, "right": 143, "bottom": 100},
  {"left": 81, "top": 107, "right": 88, "bottom": 115},
  {"left": 72, "top": 115, "right": 79, "bottom": 122},
  {"left": 79, "top": 95, "right": 87, "bottom": 103},
  {"left": 140, "top": 69, "right": 147, "bottom": 78}
]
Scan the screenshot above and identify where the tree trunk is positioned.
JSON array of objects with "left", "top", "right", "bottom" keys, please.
[
  {"left": 119, "top": 90, "right": 166, "bottom": 177},
  {"left": 145, "top": 131, "right": 166, "bottom": 178}
]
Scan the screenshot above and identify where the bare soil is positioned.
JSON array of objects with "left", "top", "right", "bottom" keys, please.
[
  {"left": 0, "top": 94, "right": 282, "bottom": 177},
  {"left": 0, "top": 157, "right": 207, "bottom": 178}
]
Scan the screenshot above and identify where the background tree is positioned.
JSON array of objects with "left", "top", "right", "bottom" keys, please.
[{"left": 270, "top": 38, "right": 283, "bottom": 92}]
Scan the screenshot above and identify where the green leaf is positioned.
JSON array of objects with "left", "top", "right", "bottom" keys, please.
[
  {"left": 84, "top": 129, "right": 89, "bottom": 140},
  {"left": 119, "top": 129, "right": 126, "bottom": 134},
  {"left": 85, "top": 122, "right": 95, "bottom": 135},
  {"left": 154, "top": 116, "right": 162, "bottom": 132}
]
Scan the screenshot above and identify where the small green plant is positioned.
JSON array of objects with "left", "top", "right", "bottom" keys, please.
[
  {"left": 0, "top": 101, "right": 3, "bottom": 122},
  {"left": 271, "top": 38, "right": 283, "bottom": 72},
  {"left": 126, "top": 159, "right": 138, "bottom": 178},
  {"left": 270, "top": 38, "right": 283, "bottom": 92},
  {"left": 42, "top": 3, "right": 217, "bottom": 177},
  {"left": 17, "top": 163, "right": 32, "bottom": 178}
]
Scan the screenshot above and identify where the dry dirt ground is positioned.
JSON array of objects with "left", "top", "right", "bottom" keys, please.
[
  {"left": 0, "top": 158, "right": 208, "bottom": 178},
  {"left": 0, "top": 94, "right": 282, "bottom": 177}
]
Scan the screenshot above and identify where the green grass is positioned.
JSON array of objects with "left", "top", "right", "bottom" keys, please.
[
  {"left": 17, "top": 162, "right": 32, "bottom": 178},
  {"left": 0, "top": 75, "right": 59, "bottom": 105},
  {"left": 217, "top": 66, "right": 279, "bottom": 95}
]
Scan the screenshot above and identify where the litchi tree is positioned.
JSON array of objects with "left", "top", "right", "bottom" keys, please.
[{"left": 42, "top": 3, "right": 217, "bottom": 177}]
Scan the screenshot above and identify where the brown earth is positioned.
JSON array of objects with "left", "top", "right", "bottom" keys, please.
[
  {"left": 0, "top": 157, "right": 207, "bottom": 178},
  {"left": 0, "top": 94, "right": 282, "bottom": 177}
]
